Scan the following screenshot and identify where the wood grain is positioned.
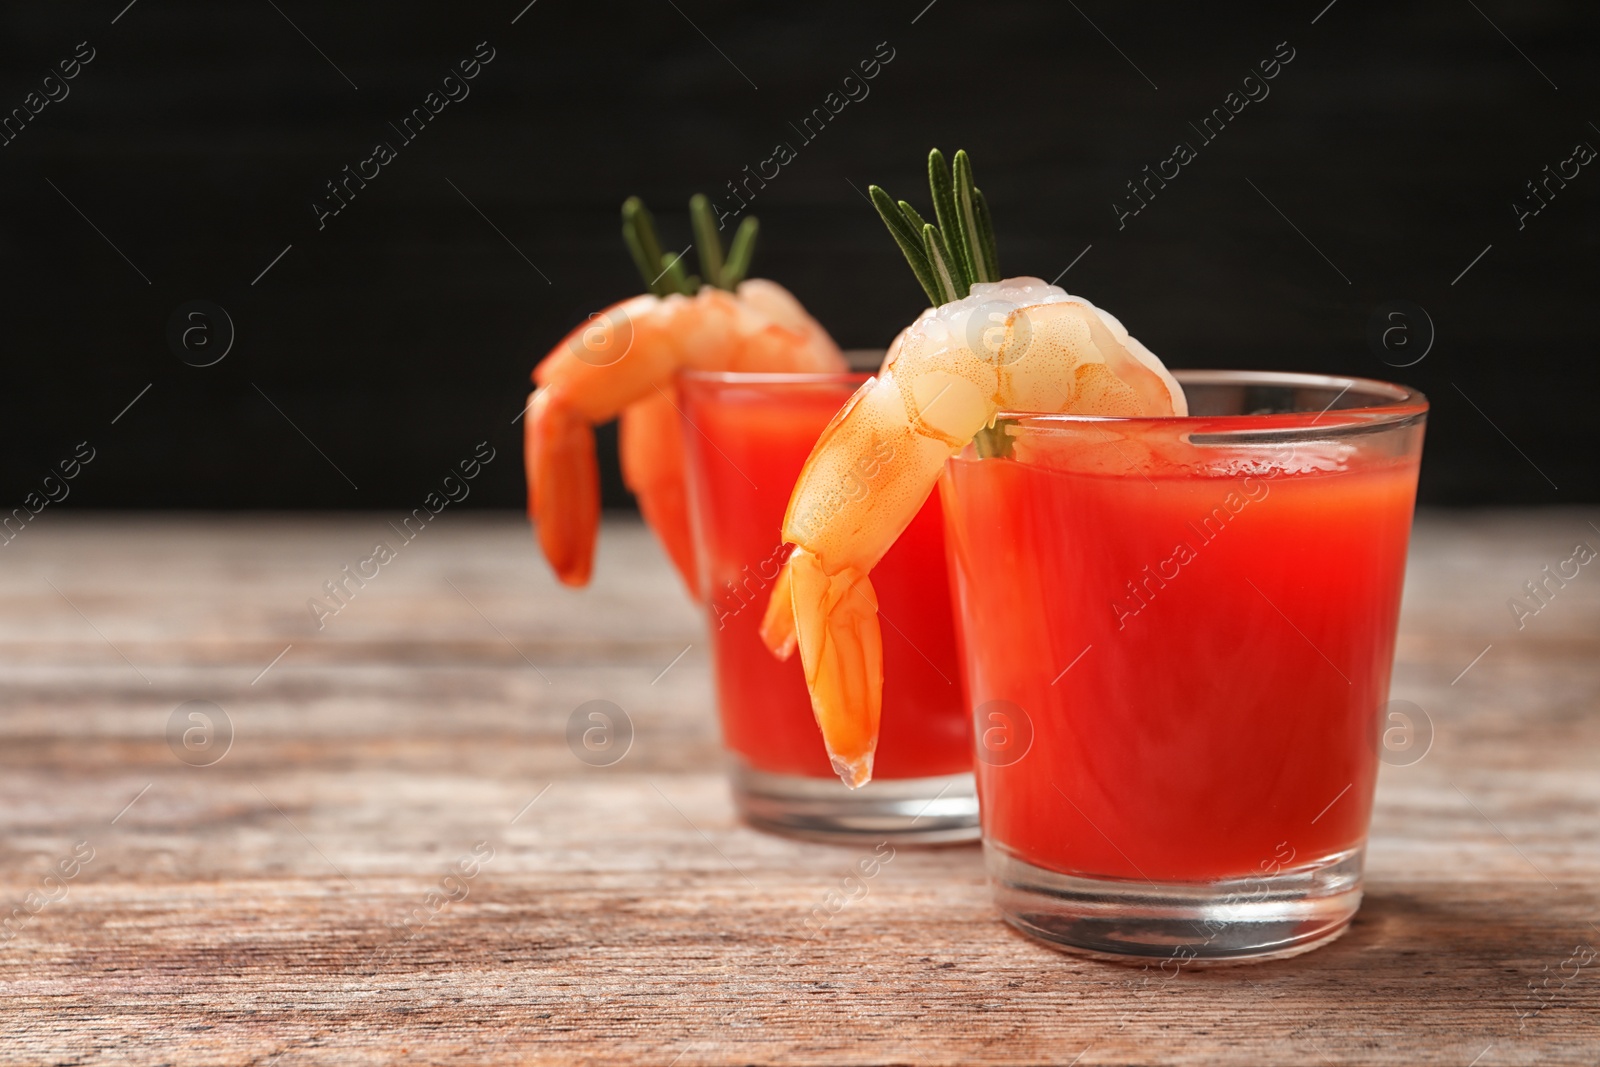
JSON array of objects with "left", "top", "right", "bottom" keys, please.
[{"left": 1, "top": 512, "right": 1597, "bottom": 1066}]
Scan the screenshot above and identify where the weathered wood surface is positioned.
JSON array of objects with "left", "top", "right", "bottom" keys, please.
[{"left": 0, "top": 512, "right": 1597, "bottom": 1066}]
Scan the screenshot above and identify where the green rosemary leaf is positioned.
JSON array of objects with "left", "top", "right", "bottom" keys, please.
[
  {"left": 867, "top": 152, "right": 1004, "bottom": 308},
  {"left": 973, "top": 187, "right": 1000, "bottom": 283},
  {"left": 973, "top": 418, "right": 1017, "bottom": 459},
  {"left": 659, "top": 248, "right": 692, "bottom": 295},
  {"left": 954, "top": 151, "right": 990, "bottom": 284},
  {"left": 871, "top": 186, "right": 942, "bottom": 306},
  {"left": 898, "top": 199, "right": 930, "bottom": 237},
  {"left": 922, "top": 223, "right": 961, "bottom": 305},
  {"left": 689, "top": 194, "right": 726, "bottom": 289},
  {"left": 721, "top": 216, "right": 760, "bottom": 288},
  {"left": 927, "top": 149, "right": 972, "bottom": 293},
  {"left": 871, "top": 186, "right": 918, "bottom": 246},
  {"left": 622, "top": 197, "right": 673, "bottom": 296},
  {"left": 897, "top": 201, "right": 959, "bottom": 302}
]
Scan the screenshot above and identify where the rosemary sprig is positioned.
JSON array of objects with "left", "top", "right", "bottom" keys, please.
[
  {"left": 869, "top": 149, "right": 1014, "bottom": 458},
  {"left": 868, "top": 148, "right": 1000, "bottom": 307},
  {"left": 622, "top": 196, "right": 759, "bottom": 295}
]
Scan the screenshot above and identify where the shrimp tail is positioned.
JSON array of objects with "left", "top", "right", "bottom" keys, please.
[
  {"left": 619, "top": 388, "right": 700, "bottom": 598},
  {"left": 758, "top": 557, "right": 798, "bottom": 660},
  {"left": 788, "top": 547, "right": 881, "bottom": 788},
  {"left": 525, "top": 387, "right": 599, "bottom": 587}
]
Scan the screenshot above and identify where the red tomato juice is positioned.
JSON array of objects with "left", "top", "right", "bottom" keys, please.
[
  {"left": 943, "top": 429, "right": 1420, "bottom": 882},
  {"left": 679, "top": 372, "right": 971, "bottom": 780}
]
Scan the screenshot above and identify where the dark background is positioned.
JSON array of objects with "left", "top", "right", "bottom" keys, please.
[{"left": 2, "top": 0, "right": 1595, "bottom": 511}]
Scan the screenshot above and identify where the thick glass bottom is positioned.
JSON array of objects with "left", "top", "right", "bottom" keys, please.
[
  {"left": 731, "top": 762, "right": 979, "bottom": 844},
  {"left": 989, "top": 842, "right": 1364, "bottom": 963}
]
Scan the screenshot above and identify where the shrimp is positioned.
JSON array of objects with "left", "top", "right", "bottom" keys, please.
[
  {"left": 526, "top": 277, "right": 844, "bottom": 592},
  {"left": 526, "top": 193, "right": 845, "bottom": 592},
  {"left": 763, "top": 277, "right": 1186, "bottom": 786}
]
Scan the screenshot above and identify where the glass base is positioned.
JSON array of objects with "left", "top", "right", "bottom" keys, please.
[
  {"left": 989, "top": 843, "right": 1364, "bottom": 963},
  {"left": 731, "top": 762, "right": 979, "bottom": 844}
]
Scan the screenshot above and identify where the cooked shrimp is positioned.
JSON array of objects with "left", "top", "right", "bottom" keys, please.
[
  {"left": 759, "top": 150, "right": 1185, "bottom": 786},
  {"left": 527, "top": 259, "right": 843, "bottom": 591}
]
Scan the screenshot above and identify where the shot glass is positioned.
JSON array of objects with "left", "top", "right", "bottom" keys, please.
[
  {"left": 677, "top": 368, "right": 977, "bottom": 843},
  {"left": 941, "top": 370, "right": 1427, "bottom": 960}
]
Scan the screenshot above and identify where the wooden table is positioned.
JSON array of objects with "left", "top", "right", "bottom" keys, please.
[{"left": 1, "top": 513, "right": 1597, "bottom": 1066}]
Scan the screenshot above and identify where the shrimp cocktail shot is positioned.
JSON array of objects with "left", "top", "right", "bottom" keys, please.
[
  {"left": 766, "top": 150, "right": 1426, "bottom": 962},
  {"left": 679, "top": 369, "right": 973, "bottom": 843},
  {"left": 524, "top": 196, "right": 975, "bottom": 843}
]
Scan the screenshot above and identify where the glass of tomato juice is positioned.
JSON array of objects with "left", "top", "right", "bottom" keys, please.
[
  {"left": 942, "top": 370, "right": 1427, "bottom": 960},
  {"left": 677, "top": 366, "right": 977, "bottom": 843}
]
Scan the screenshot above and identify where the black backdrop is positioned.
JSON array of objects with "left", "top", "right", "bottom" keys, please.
[{"left": 2, "top": 0, "right": 1596, "bottom": 511}]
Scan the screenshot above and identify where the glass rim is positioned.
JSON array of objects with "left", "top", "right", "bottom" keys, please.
[
  {"left": 678, "top": 368, "right": 1428, "bottom": 432},
  {"left": 1006, "top": 369, "right": 1428, "bottom": 434},
  {"left": 677, "top": 368, "right": 871, "bottom": 388}
]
